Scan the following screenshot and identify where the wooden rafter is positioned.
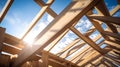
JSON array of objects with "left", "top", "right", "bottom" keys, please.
[
  {"left": 21, "top": 0, "right": 54, "bottom": 40},
  {"left": 88, "top": 16, "right": 120, "bottom": 26},
  {"left": 13, "top": 0, "right": 101, "bottom": 66},
  {"left": 34, "top": 0, "right": 58, "bottom": 18},
  {"left": 95, "top": 0, "right": 118, "bottom": 33},
  {"left": 0, "top": 0, "right": 13, "bottom": 22},
  {"left": 0, "top": 27, "right": 5, "bottom": 53},
  {"left": 0, "top": 0, "right": 120, "bottom": 67},
  {"left": 70, "top": 27, "right": 106, "bottom": 54}
]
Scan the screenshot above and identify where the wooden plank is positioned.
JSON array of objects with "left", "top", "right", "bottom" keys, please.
[
  {"left": 77, "top": 50, "right": 100, "bottom": 66},
  {"left": 110, "top": 5, "right": 120, "bottom": 15},
  {"left": 103, "top": 58, "right": 118, "bottom": 67},
  {"left": 117, "top": 0, "right": 120, "bottom": 4},
  {"left": 0, "top": 27, "right": 5, "bottom": 53},
  {"left": 13, "top": 0, "right": 100, "bottom": 66},
  {"left": 103, "top": 31, "right": 120, "bottom": 40},
  {"left": 79, "top": 53, "right": 102, "bottom": 67},
  {"left": 87, "top": 18, "right": 109, "bottom": 40},
  {"left": 70, "top": 27, "right": 105, "bottom": 54},
  {"left": 105, "top": 54, "right": 120, "bottom": 64},
  {"left": 57, "top": 38, "right": 80, "bottom": 56},
  {"left": 74, "top": 48, "right": 94, "bottom": 64},
  {"left": 86, "top": 10, "right": 108, "bottom": 39},
  {"left": 44, "top": 29, "right": 69, "bottom": 51},
  {"left": 21, "top": 0, "right": 54, "bottom": 40},
  {"left": 95, "top": 0, "right": 110, "bottom": 16},
  {"left": 2, "top": 43, "right": 21, "bottom": 54},
  {"left": 41, "top": 51, "right": 48, "bottom": 67},
  {"left": 0, "top": 54, "right": 10, "bottom": 67},
  {"left": 104, "top": 61, "right": 112, "bottom": 67},
  {"left": 0, "top": 0, "right": 13, "bottom": 22},
  {"left": 59, "top": 23, "right": 103, "bottom": 58},
  {"left": 32, "top": 52, "right": 79, "bottom": 67},
  {"left": 47, "top": 51, "right": 79, "bottom": 67},
  {"left": 69, "top": 34, "right": 102, "bottom": 61},
  {"left": 88, "top": 16, "right": 120, "bottom": 26},
  {"left": 104, "top": 40, "right": 120, "bottom": 49},
  {"left": 107, "top": 38, "right": 120, "bottom": 46},
  {"left": 95, "top": 0, "right": 118, "bottom": 33},
  {"left": 84, "top": 28, "right": 96, "bottom": 36},
  {"left": 48, "top": 59, "right": 67, "bottom": 67},
  {"left": 34, "top": 0, "right": 58, "bottom": 18},
  {"left": 60, "top": 41, "right": 85, "bottom": 58},
  {"left": 102, "top": 61, "right": 110, "bottom": 67},
  {"left": 4, "top": 33, "right": 23, "bottom": 48},
  {"left": 92, "top": 56, "right": 103, "bottom": 66}
]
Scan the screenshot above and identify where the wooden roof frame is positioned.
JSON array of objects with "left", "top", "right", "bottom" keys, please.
[{"left": 0, "top": 0, "right": 120, "bottom": 67}]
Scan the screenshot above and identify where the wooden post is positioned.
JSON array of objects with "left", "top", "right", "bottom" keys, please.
[
  {"left": 0, "top": 0, "right": 14, "bottom": 22},
  {"left": 41, "top": 51, "right": 49, "bottom": 67},
  {"left": 0, "top": 27, "right": 5, "bottom": 54}
]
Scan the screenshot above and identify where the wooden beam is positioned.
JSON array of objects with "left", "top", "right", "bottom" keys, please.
[
  {"left": 0, "top": 27, "right": 5, "bottom": 53},
  {"left": 117, "top": 0, "right": 120, "bottom": 4},
  {"left": 32, "top": 51, "right": 79, "bottom": 67},
  {"left": 103, "top": 57, "right": 118, "bottom": 67},
  {"left": 62, "top": 34, "right": 102, "bottom": 60},
  {"left": 4, "top": 33, "right": 23, "bottom": 48},
  {"left": 48, "top": 59, "right": 67, "bottom": 67},
  {"left": 88, "top": 18, "right": 109, "bottom": 40},
  {"left": 104, "top": 40, "right": 120, "bottom": 49},
  {"left": 92, "top": 56, "right": 103, "bottom": 66},
  {"left": 75, "top": 49, "right": 94, "bottom": 64},
  {"left": 77, "top": 50, "right": 101, "bottom": 66},
  {"left": 41, "top": 51, "right": 48, "bottom": 67},
  {"left": 0, "top": 54, "right": 10, "bottom": 67},
  {"left": 47, "top": 51, "right": 79, "bottom": 67},
  {"left": 103, "top": 31, "right": 120, "bottom": 40},
  {"left": 70, "top": 27, "right": 105, "bottom": 54},
  {"left": 88, "top": 16, "right": 120, "bottom": 26},
  {"left": 2, "top": 40, "right": 78, "bottom": 67},
  {"left": 84, "top": 28, "right": 96, "bottom": 36},
  {"left": 110, "top": 5, "right": 120, "bottom": 15},
  {"left": 21, "top": 0, "right": 54, "bottom": 40},
  {"left": 31, "top": 61, "right": 40, "bottom": 67},
  {"left": 82, "top": 55, "right": 102, "bottom": 67},
  {"left": 104, "top": 61, "right": 112, "bottom": 67},
  {"left": 57, "top": 38, "right": 80, "bottom": 56},
  {"left": 102, "top": 61, "right": 110, "bottom": 67},
  {"left": 69, "top": 34, "right": 102, "bottom": 61},
  {"left": 95, "top": 0, "right": 118, "bottom": 33},
  {"left": 44, "top": 29, "right": 69, "bottom": 51},
  {"left": 34, "top": 0, "right": 58, "bottom": 18},
  {"left": 105, "top": 54, "right": 120, "bottom": 63},
  {"left": 60, "top": 41, "right": 85, "bottom": 58},
  {"left": 37, "top": 0, "right": 67, "bottom": 51},
  {"left": 0, "top": 0, "right": 13, "bottom": 22},
  {"left": 2, "top": 43, "right": 21, "bottom": 54},
  {"left": 86, "top": 10, "right": 110, "bottom": 40},
  {"left": 13, "top": 0, "right": 100, "bottom": 66},
  {"left": 95, "top": 0, "right": 110, "bottom": 16}
]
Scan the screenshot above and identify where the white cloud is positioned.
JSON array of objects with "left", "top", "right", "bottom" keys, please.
[
  {"left": 5, "top": 12, "right": 21, "bottom": 24},
  {"left": 89, "top": 33, "right": 98, "bottom": 39},
  {"left": 85, "top": 20, "right": 92, "bottom": 28}
]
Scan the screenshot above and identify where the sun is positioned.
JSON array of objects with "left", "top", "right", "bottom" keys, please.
[{"left": 23, "top": 35, "right": 34, "bottom": 46}]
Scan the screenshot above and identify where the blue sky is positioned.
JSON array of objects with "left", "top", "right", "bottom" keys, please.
[
  {"left": 0, "top": 0, "right": 119, "bottom": 39},
  {"left": 0, "top": 0, "right": 120, "bottom": 60},
  {"left": 0, "top": 0, "right": 71, "bottom": 38}
]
